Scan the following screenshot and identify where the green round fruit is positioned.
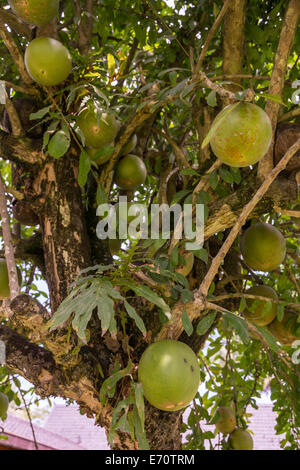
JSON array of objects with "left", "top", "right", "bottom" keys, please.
[
  {"left": 120, "top": 134, "right": 137, "bottom": 156},
  {"left": 138, "top": 340, "right": 200, "bottom": 412},
  {"left": 0, "top": 259, "right": 22, "bottom": 300},
  {"left": 77, "top": 107, "right": 118, "bottom": 148},
  {"left": 215, "top": 406, "right": 236, "bottom": 435},
  {"left": 210, "top": 102, "right": 272, "bottom": 167},
  {"left": 229, "top": 429, "right": 253, "bottom": 450},
  {"left": 292, "top": 204, "right": 300, "bottom": 228},
  {"left": 25, "top": 37, "right": 72, "bottom": 86},
  {"left": 9, "top": 0, "right": 59, "bottom": 26},
  {"left": 0, "top": 392, "right": 9, "bottom": 418},
  {"left": 268, "top": 313, "right": 300, "bottom": 346},
  {"left": 87, "top": 147, "right": 113, "bottom": 166},
  {"left": 240, "top": 222, "right": 286, "bottom": 272},
  {"left": 244, "top": 285, "right": 278, "bottom": 327},
  {"left": 114, "top": 155, "right": 147, "bottom": 190}
]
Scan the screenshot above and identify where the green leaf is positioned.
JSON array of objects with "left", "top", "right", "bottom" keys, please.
[
  {"left": 223, "top": 311, "right": 249, "bottom": 345},
  {"left": 239, "top": 297, "right": 247, "bottom": 313},
  {"left": 277, "top": 303, "right": 285, "bottom": 322},
  {"left": 100, "top": 360, "right": 133, "bottom": 405},
  {"left": 180, "top": 168, "right": 200, "bottom": 176},
  {"left": 48, "top": 130, "right": 70, "bottom": 159},
  {"left": 170, "top": 189, "right": 192, "bottom": 206},
  {"left": 206, "top": 90, "right": 217, "bottom": 107},
  {"left": 196, "top": 311, "right": 217, "bottom": 335},
  {"left": 196, "top": 190, "right": 210, "bottom": 204},
  {"left": 193, "top": 248, "right": 208, "bottom": 264},
  {"left": 132, "top": 406, "right": 150, "bottom": 450},
  {"left": 219, "top": 168, "right": 234, "bottom": 184},
  {"left": 124, "top": 301, "right": 147, "bottom": 337},
  {"left": 181, "top": 309, "right": 193, "bottom": 336},
  {"left": 107, "top": 53, "right": 116, "bottom": 78},
  {"left": 78, "top": 149, "right": 91, "bottom": 187},
  {"left": 97, "top": 292, "right": 115, "bottom": 335},
  {"left": 209, "top": 170, "right": 219, "bottom": 190},
  {"left": 254, "top": 325, "right": 280, "bottom": 353},
  {"left": 259, "top": 93, "right": 286, "bottom": 106},
  {"left": 121, "top": 280, "right": 171, "bottom": 317},
  {"left": 91, "top": 144, "right": 114, "bottom": 162},
  {"left": 133, "top": 382, "right": 145, "bottom": 432},
  {"left": 230, "top": 167, "right": 241, "bottom": 184},
  {"left": 96, "top": 183, "right": 108, "bottom": 206},
  {"left": 30, "top": 106, "right": 51, "bottom": 120},
  {"left": 181, "top": 289, "right": 194, "bottom": 304}
]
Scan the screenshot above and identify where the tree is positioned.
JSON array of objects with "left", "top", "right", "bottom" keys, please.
[{"left": 0, "top": 0, "right": 300, "bottom": 451}]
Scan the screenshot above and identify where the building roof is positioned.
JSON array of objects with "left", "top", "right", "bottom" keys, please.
[
  {"left": 1, "top": 402, "right": 282, "bottom": 450},
  {"left": 0, "top": 413, "right": 86, "bottom": 450},
  {"left": 44, "top": 405, "right": 110, "bottom": 450}
]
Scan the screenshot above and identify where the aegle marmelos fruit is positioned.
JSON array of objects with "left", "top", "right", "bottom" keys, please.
[
  {"left": 9, "top": 0, "right": 59, "bottom": 26},
  {"left": 114, "top": 155, "right": 147, "bottom": 190},
  {"left": 209, "top": 102, "right": 272, "bottom": 167},
  {"left": 138, "top": 340, "right": 200, "bottom": 412},
  {"left": 25, "top": 37, "right": 72, "bottom": 86},
  {"left": 214, "top": 406, "right": 236, "bottom": 435},
  {"left": 0, "top": 259, "right": 22, "bottom": 300},
  {"left": 229, "top": 428, "right": 254, "bottom": 450},
  {"left": 240, "top": 222, "right": 286, "bottom": 272},
  {"left": 243, "top": 285, "right": 278, "bottom": 327},
  {"left": 77, "top": 107, "right": 119, "bottom": 149},
  {"left": 0, "top": 392, "right": 9, "bottom": 418},
  {"left": 268, "top": 313, "right": 300, "bottom": 346}
]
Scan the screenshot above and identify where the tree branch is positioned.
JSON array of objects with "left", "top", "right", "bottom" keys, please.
[
  {"left": 75, "top": 0, "right": 94, "bottom": 55},
  {"left": 278, "top": 107, "right": 300, "bottom": 123},
  {"left": 0, "top": 9, "right": 33, "bottom": 40},
  {"left": 222, "top": 0, "right": 248, "bottom": 91},
  {"left": 0, "top": 326, "right": 103, "bottom": 415},
  {"left": 194, "top": 0, "right": 232, "bottom": 75},
  {"left": 0, "top": 18, "right": 32, "bottom": 85},
  {"left": 4, "top": 92, "right": 25, "bottom": 138},
  {"left": 0, "top": 174, "right": 20, "bottom": 299},
  {"left": 0, "top": 130, "right": 45, "bottom": 166},
  {"left": 257, "top": 0, "right": 300, "bottom": 179}
]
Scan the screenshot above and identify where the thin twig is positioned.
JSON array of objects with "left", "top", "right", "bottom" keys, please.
[
  {"left": 13, "top": 378, "right": 39, "bottom": 450},
  {"left": 194, "top": 0, "right": 232, "bottom": 75},
  {"left": 0, "top": 19, "right": 32, "bottom": 85},
  {"left": 278, "top": 107, "right": 300, "bottom": 123}
]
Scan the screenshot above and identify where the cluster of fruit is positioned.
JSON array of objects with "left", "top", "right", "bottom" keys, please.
[
  {"left": 214, "top": 406, "right": 253, "bottom": 450},
  {"left": 240, "top": 222, "right": 300, "bottom": 345},
  {"left": 209, "top": 102, "right": 299, "bottom": 345},
  {"left": 9, "top": 1, "right": 147, "bottom": 195}
]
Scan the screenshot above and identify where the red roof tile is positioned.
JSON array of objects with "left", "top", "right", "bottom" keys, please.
[
  {"left": 1, "top": 414, "right": 86, "bottom": 450},
  {"left": 44, "top": 405, "right": 110, "bottom": 450}
]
